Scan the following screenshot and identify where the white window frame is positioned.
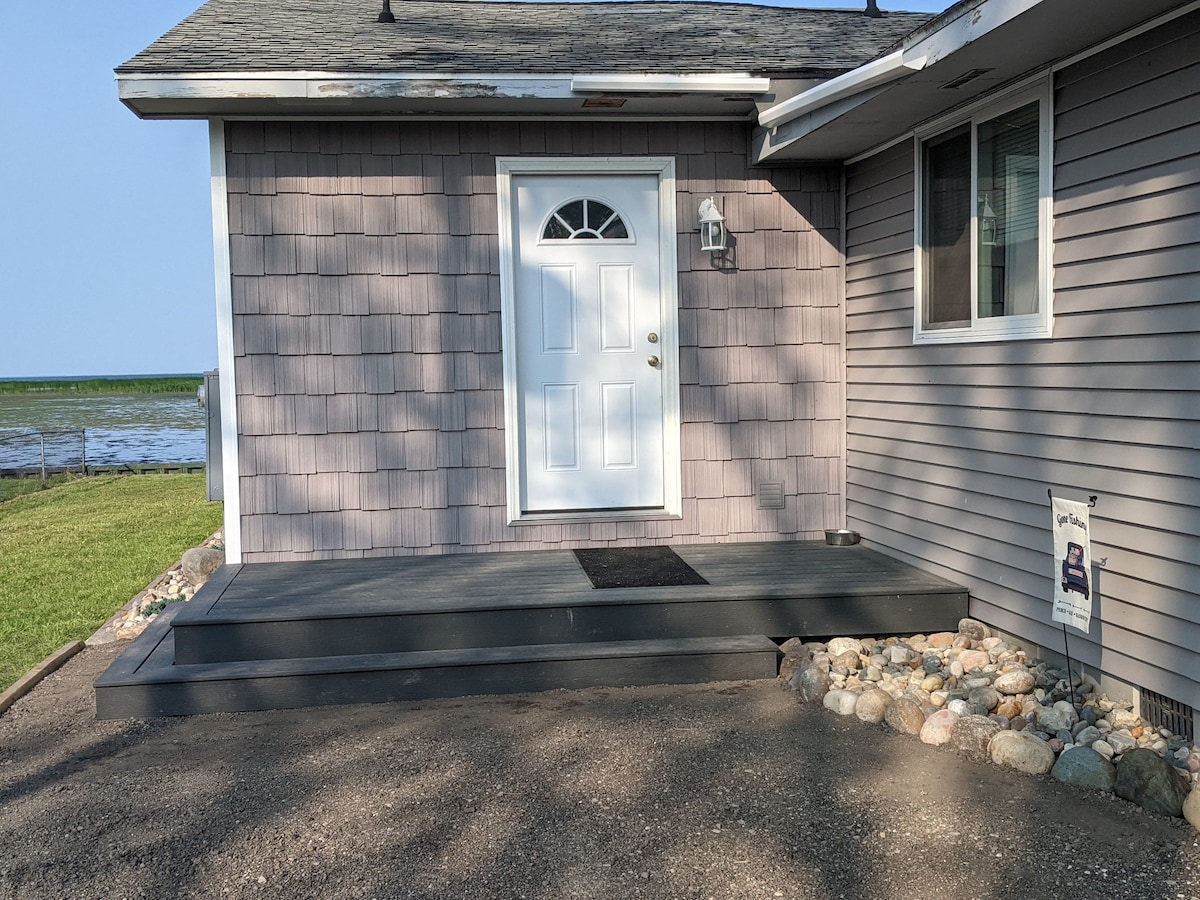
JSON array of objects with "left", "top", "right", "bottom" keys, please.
[{"left": 913, "top": 79, "right": 1054, "bottom": 344}]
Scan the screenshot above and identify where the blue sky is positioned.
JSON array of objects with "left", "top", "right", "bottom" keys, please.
[{"left": 0, "top": 0, "right": 948, "bottom": 379}]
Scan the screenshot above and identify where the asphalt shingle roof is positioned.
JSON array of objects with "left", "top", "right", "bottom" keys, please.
[{"left": 117, "top": 0, "right": 933, "bottom": 77}]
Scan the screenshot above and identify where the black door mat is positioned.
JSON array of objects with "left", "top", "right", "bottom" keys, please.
[{"left": 573, "top": 546, "right": 710, "bottom": 589}]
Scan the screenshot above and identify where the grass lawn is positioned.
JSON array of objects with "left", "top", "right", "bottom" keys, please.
[
  {"left": 0, "top": 475, "right": 222, "bottom": 692},
  {"left": 0, "top": 474, "right": 76, "bottom": 504}
]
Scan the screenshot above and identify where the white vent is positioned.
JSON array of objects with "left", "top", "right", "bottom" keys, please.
[{"left": 757, "top": 482, "right": 784, "bottom": 509}]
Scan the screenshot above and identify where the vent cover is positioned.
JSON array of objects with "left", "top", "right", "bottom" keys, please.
[
  {"left": 1140, "top": 688, "right": 1194, "bottom": 742},
  {"left": 757, "top": 482, "right": 785, "bottom": 509},
  {"left": 939, "top": 68, "right": 993, "bottom": 90}
]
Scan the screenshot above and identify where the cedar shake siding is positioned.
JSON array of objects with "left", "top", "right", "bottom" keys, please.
[
  {"left": 844, "top": 12, "right": 1200, "bottom": 708},
  {"left": 226, "top": 121, "right": 846, "bottom": 562}
]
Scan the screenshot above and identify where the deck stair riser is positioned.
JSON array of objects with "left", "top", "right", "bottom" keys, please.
[
  {"left": 95, "top": 614, "right": 779, "bottom": 718},
  {"left": 172, "top": 592, "right": 964, "bottom": 665}
]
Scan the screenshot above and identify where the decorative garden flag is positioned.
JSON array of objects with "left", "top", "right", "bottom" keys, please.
[{"left": 1051, "top": 496, "right": 1092, "bottom": 633}]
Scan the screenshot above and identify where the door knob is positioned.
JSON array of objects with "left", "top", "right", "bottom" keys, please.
[{"left": 647, "top": 355, "right": 660, "bottom": 368}]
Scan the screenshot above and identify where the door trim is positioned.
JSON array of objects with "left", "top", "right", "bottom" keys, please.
[{"left": 496, "top": 157, "right": 681, "bottom": 525}]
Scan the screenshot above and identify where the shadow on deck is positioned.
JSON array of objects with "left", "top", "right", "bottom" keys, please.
[{"left": 95, "top": 541, "right": 968, "bottom": 718}]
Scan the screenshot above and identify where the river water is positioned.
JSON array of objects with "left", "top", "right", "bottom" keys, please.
[{"left": 0, "top": 393, "right": 206, "bottom": 469}]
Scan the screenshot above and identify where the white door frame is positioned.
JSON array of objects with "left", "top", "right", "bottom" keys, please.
[{"left": 496, "top": 156, "right": 682, "bottom": 524}]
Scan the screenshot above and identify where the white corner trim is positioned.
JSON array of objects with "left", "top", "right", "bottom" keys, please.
[
  {"left": 571, "top": 74, "right": 771, "bottom": 94},
  {"left": 757, "top": 49, "right": 922, "bottom": 130},
  {"left": 495, "top": 156, "right": 682, "bottom": 525},
  {"left": 208, "top": 118, "right": 242, "bottom": 563}
]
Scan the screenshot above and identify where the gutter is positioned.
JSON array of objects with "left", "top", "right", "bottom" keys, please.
[{"left": 756, "top": 48, "right": 926, "bottom": 130}]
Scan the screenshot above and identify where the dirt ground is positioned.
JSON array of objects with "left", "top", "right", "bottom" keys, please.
[{"left": 0, "top": 643, "right": 1197, "bottom": 900}]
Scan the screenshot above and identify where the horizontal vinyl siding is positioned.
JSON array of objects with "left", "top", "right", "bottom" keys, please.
[
  {"left": 844, "top": 11, "right": 1200, "bottom": 710},
  {"left": 227, "top": 121, "right": 845, "bottom": 561}
]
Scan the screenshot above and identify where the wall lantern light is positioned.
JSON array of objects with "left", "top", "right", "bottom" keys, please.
[
  {"left": 697, "top": 197, "right": 727, "bottom": 252},
  {"left": 978, "top": 193, "right": 998, "bottom": 247}
]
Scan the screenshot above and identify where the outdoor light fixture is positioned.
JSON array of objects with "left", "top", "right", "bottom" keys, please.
[
  {"left": 697, "top": 197, "right": 727, "bottom": 252},
  {"left": 978, "top": 193, "right": 998, "bottom": 247}
]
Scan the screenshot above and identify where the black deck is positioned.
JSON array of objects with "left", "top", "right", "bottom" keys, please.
[{"left": 95, "top": 541, "right": 968, "bottom": 718}]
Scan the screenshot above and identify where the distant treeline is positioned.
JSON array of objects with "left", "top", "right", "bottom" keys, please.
[{"left": 0, "top": 376, "right": 203, "bottom": 395}]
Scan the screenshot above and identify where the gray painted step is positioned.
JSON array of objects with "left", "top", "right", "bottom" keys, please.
[
  {"left": 95, "top": 607, "right": 781, "bottom": 719},
  {"left": 170, "top": 544, "right": 969, "bottom": 665}
]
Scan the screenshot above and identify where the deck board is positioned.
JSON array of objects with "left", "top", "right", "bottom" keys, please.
[{"left": 180, "top": 541, "right": 962, "bottom": 623}]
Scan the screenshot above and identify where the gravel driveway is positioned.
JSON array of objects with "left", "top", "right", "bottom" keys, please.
[{"left": 1, "top": 643, "right": 1197, "bottom": 900}]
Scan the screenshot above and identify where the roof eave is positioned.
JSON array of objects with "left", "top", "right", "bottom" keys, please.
[
  {"left": 116, "top": 70, "right": 775, "bottom": 120},
  {"left": 753, "top": 0, "right": 1196, "bottom": 164}
]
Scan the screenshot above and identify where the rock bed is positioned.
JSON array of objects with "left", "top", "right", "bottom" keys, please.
[
  {"left": 781, "top": 617, "right": 1200, "bottom": 833},
  {"left": 104, "top": 530, "right": 225, "bottom": 641}
]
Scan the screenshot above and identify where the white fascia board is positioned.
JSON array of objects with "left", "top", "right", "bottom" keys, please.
[
  {"left": 902, "top": 0, "right": 1044, "bottom": 68},
  {"left": 571, "top": 74, "right": 771, "bottom": 94},
  {"left": 756, "top": 49, "right": 919, "bottom": 129},
  {"left": 117, "top": 71, "right": 773, "bottom": 104},
  {"left": 757, "top": 0, "right": 1048, "bottom": 131},
  {"left": 117, "top": 72, "right": 580, "bottom": 102}
]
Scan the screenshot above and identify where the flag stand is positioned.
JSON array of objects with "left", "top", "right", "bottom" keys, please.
[{"left": 1047, "top": 489, "right": 1097, "bottom": 711}]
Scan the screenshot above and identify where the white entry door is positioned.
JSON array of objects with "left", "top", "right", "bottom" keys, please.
[{"left": 509, "top": 172, "right": 666, "bottom": 515}]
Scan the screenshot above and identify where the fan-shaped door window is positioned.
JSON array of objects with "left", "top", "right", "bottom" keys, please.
[{"left": 542, "top": 199, "right": 630, "bottom": 241}]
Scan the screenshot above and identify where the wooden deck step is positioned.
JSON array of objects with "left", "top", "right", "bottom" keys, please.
[
  {"left": 95, "top": 606, "right": 781, "bottom": 719},
  {"left": 170, "top": 544, "right": 969, "bottom": 665}
]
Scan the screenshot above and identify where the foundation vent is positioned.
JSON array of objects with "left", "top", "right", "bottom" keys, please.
[
  {"left": 757, "top": 482, "right": 785, "bottom": 509},
  {"left": 1140, "top": 688, "right": 1194, "bottom": 742}
]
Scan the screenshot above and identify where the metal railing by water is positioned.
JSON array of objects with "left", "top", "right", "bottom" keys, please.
[{"left": 0, "top": 428, "right": 87, "bottom": 484}]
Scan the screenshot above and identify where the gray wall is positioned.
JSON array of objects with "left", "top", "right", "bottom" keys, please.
[
  {"left": 226, "top": 121, "right": 846, "bottom": 561},
  {"left": 844, "top": 12, "right": 1200, "bottom": 709}
]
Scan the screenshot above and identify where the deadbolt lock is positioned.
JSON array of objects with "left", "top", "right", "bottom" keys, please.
[{"left": 647, "top": 332, "right": 659, "bottom": 344}]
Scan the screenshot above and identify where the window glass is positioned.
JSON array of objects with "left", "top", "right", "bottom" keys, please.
[
  {"left": 916, "top": 84, "right": 1050, "bottom": 343},
  {"left": 923, "top": 125, "right": 971, "bottom": 329},
  {"left": 542, "top": 199, "right": 630, "bottom": 241},
  {"left": 977, "top": 101, "right": 1040, "bottom": 319},
  {"left": 559, "top": 200, "right": 586, "bottom": 231}
]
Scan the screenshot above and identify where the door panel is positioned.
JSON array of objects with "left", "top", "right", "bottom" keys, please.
[{"left": 512, "top": 174, "right": 664, "bottom": 513}]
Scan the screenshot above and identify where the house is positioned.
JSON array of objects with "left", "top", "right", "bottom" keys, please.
[{"left": 115, "top": 0, "right": 1199, "bottom": 728}]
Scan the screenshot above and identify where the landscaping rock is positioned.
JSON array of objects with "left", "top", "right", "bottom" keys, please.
[
  {"left": 968, "top": 686, "right": 999, "bottom": 712},
  {"left": 957, "top": 618, "right": 991, "bottom": 641},
  {"left": 1185, "top": 787, "right": 1200, "bottom": 834},
  {"left": 950, "top": 715, "right": 1002, "bottom": 759},
  {"left": 790, "top": 664, "right": 832, "bottom": 704},
  {"left": 1052, "top": 747, "right": 1117, "bottom": 792},
  {"left": 920, "top": 709, "right": 958, "bottom": 746},
  {"left": 1115, "top": 748, "right": 1191, "bottom": 817},
  {"left": 957, "top": 649, "right": 991, "bottom": 672},
  {"left": 855, "top": 688, "right": 892, "bottom": 724},
  {"left": 822, "top": 689, "right": 859, "bottom": 717},
  {"left": 1106, "top": 732, "right": 1137, "bottom": 755},
  {"left": 778, "top": 653, "right": 806, "bottom": 685},
  {"left": 1033, "top": 705, "right": 1073, "bottom": 734},
  {"left": 990, "top": 731, "right": 1055, "bottom": 775},
  {"left": 884, "top": 697, "right": 926, "bottom": 735},
  {"left": 831, "top": 650, "right": 861, "bottom": 671},
  {"left": 994, "top": 670, "right": 1035, "bottom": 695},
  {"left": 181, "top": 547, "right": 225, "bottom": 587},
  {"left": 827, "top": 637, "right": 864, "bottom": 657}
]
